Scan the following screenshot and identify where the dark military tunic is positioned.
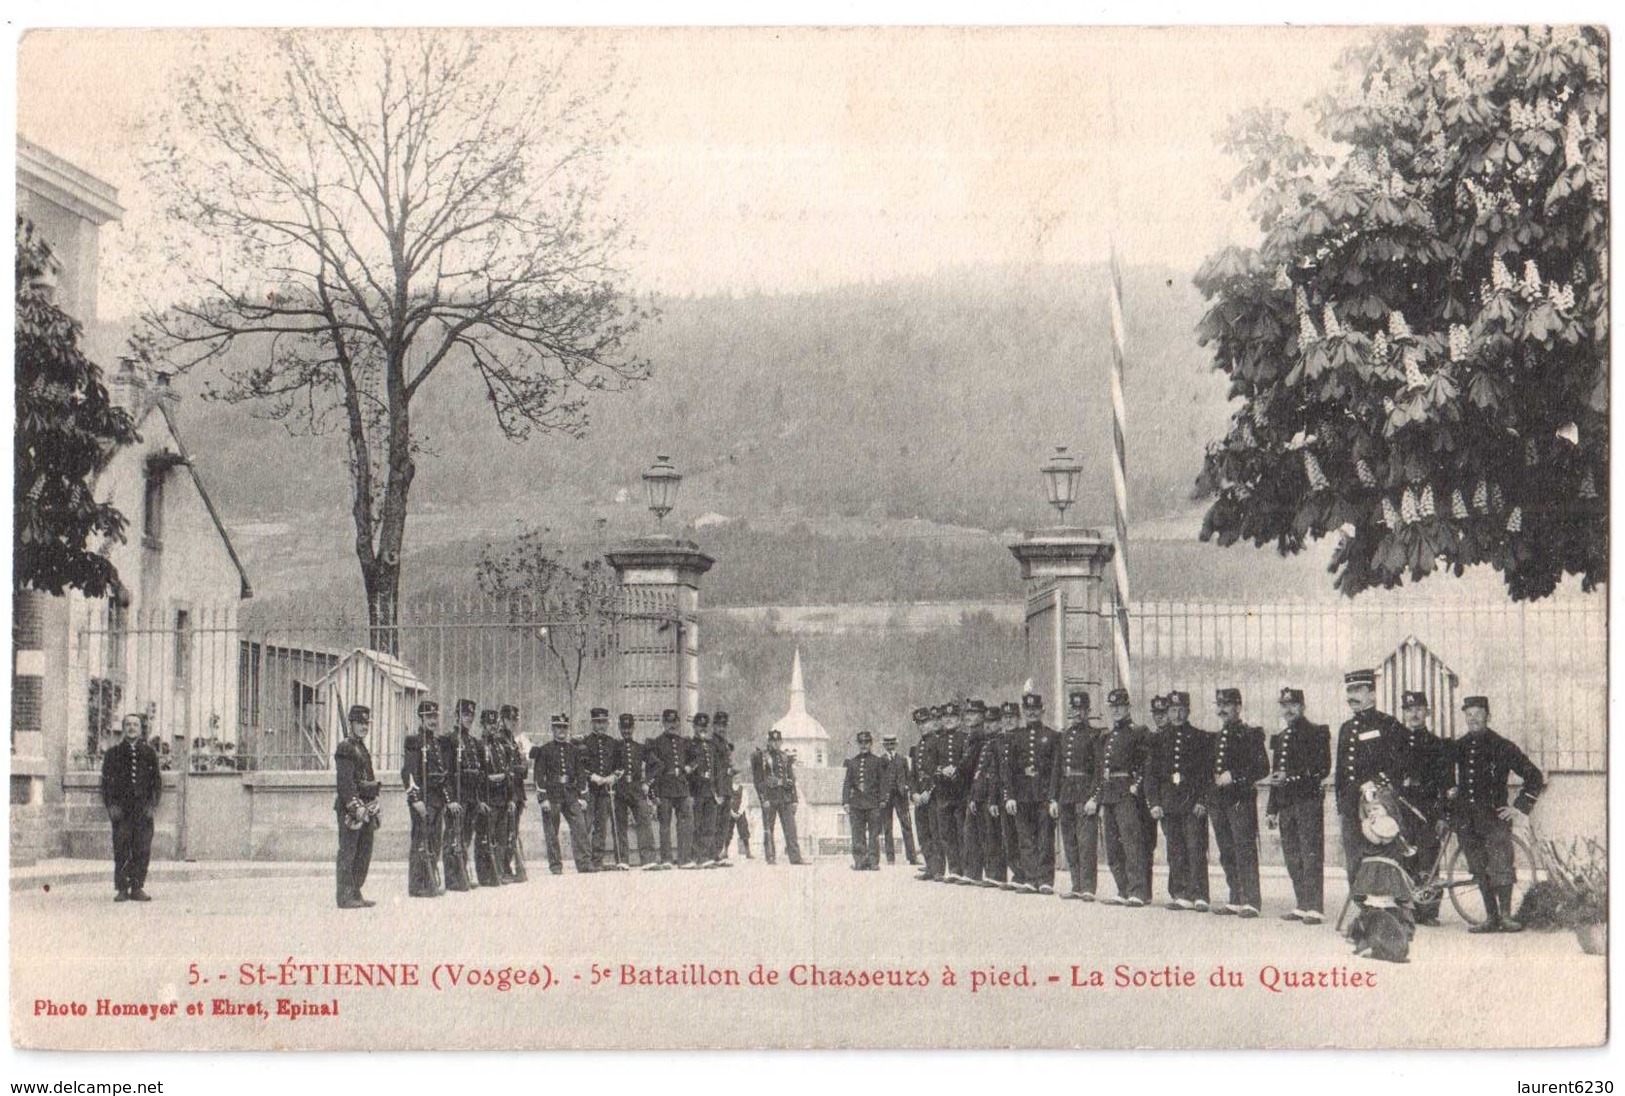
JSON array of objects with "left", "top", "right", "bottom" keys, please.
[
  {"left": 101, "top": 737, "right": 162, "bottom": 898},
  {"left": 1450, "top": 728, "right": 1545, "bottom": 888},
  {"left": 926, "top": 723, "right": 971, "bottom": 878},
  {"left": 1207, "top": 719, "right": 1269, "bottom": 911},
  {"left": 534, "top": 739, "right": 591, "bottom": 873},
  {"left": 647, "top": 730, "right": 696, "bottom": 865},
  {"left": 842, "top": 751, "right": 887, "bottom": 869},
  {"left": 1266, "top": 716, "right": 1330, "bottom": 914},
  {"left": 1007, "top": 720, "right": 1058, "bottom": 890},
  {"left": 879, "top": 745, "right": 917, "bottom": 865},
  {"left": 751, "top": 743, "right": 805, "bottom": 864},
  {"left": 614, "top": 735, "right": 658, "bottom": 867},
  {"left": 1147, "top": 721, "right": 1213, "bottom": 905},
  {"left": 582, "top": 730, "right": 622, "bottom": 868},
  {"left": 1089, "top": 718, "right": 1150, "bottom": 902},
  {"left": 1051, "top": 717, "right": 1098, "bottom": 897},
  {"left": 402, "top": 725, "right": 447, "bottom": 897},
  {"left": 1333, "top": 706, "right": 1408, "bottom": 882},
  {"left": 908, "top": 730, "right": 940, "bottom": 878},
  {"left": 334, "top": 735, "right": 380, "bottom": 906}
]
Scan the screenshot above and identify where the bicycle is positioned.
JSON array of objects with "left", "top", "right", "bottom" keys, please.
[{"left": 1410, "top": 811, "right": 1548, "bottom": 928}]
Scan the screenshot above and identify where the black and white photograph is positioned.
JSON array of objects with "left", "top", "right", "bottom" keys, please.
[{"left": 6, "top": 17, "right": 1611, "bottom": 1067}]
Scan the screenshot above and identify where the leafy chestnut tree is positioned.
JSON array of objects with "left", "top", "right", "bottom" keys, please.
[{"left": 1194, "top": 27, "right": 1606, "bottom": 600}]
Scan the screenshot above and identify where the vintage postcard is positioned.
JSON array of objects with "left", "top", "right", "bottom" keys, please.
[{"left": 8, "top": 23, "right": 1609, "bottom": 1057}]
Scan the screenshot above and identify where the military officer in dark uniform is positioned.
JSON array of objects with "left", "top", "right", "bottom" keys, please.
[
  {"left": 443, "top": 698, "right": 483, "bottom": 891},
  {"left": 1395, "top": 690, "right": 1450, "bottom": 924},
  {"left": 1147, "top": 690, "right": 1213, "bottom": 911},
  {"left": 705, "top": 711, "right": 738, "bottom": 864},
  {"left": 498, "top": 704, "right": 529, "bottom": 882},
  {"left": 752, "top": 727, "right": 807, "bottom": 865},
  {"left": 685, "top": 712, "right": 723, "bottom": 869},
  {"left": 1448, "top": 696, "right": 1545, "bottom": 933},
  {"left": 956, "top": 700, "right": 991, "bottom": 885},
  {"left": 402, "top": 699, "right": 447, "bottom": 898},
  {"left": 1088, "top": 688, "right": 1150, "bottom": 906},
  {"left": 1207, "top": 687, "right": 1269, "bottom": 917},
  {"left": 843, "top": 730, "right": 887, "bottom": 870},
  {"left": 581, "top": 707, "right": 623, "bottom": 871},
  {"left": 647, "top": 709, "right": 692, "bottom": 869},
  {"left": 1051, "top": 690, "right": 1098, "bottom": 901},
  {"left": 334, "top": 704, "right": 382, "bottom": 909},
  {"left": 100, "top": 713, "right": 161, "bottom": 903},
  {"left": 926, "top": 701, "right": 971, "bottom": 883},
  {"left": 535, "top": 714, "right": 593, "bottom": 874},
  {"left": 997, "top": 700, "right": 1026, "bottom": 885},
  {"left": 614, "top": 714, "right": 659, "bottom": 869},
  {"left": 1139, "top": 695, "right": 1168, "bottom": 898},
  {"left": 1263, "top": 687, "right": 1330, "bottom": 924},
  {"left": 967, "top": 704, "right": 1009, "bottom": 888},
  {"left": 1003, "top": 693, "right": 1057, "bottom": 895},
  {"left": 879, "top": 732, "right": 918, "bottom": 866},
  {"left": 907, "top": 707, "right": 941, "bottom": 880},
  {"left": 1334, "top": 669, "right": 1407, "bottom": 884},
  {"left": 474, "top": 709, "right": 508, "bottom": 886}
]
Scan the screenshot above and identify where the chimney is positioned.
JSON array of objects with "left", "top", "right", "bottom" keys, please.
[
  {"left": 108, "top": 358, "right": 147, "bottom": 418},
  {"left": 151, "top": 371, "right": 180, "bottom": 419}
]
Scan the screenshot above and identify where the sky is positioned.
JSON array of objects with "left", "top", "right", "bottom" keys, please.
[{"left": 17, "top": 26, "right": 1358, "bottom": 317}]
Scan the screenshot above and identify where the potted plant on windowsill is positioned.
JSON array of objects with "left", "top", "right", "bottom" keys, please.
[{"left": 1545, "top": 838, "right": 1607, "bottom": 955}]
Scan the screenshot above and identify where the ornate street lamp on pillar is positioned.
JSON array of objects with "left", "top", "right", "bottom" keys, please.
[
  {"left": 642, "top": 454, "right": 682, "bottom": 530},
  {"left": 1040, "top": 445, "right": 1082, "bottom": 523}
]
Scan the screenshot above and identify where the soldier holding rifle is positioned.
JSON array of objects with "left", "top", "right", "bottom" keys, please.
[
  {"left": 472, "top": 708, "right": 505, "bottom": 887},
  {"left": 442, "top": 698, "right": 481, "bottom": 891},
  {"left": 402, "top": 699, "right": 446, "bottom": 898},
  {"left": 499, "top": 704, "right": 529, "bottom": 882}
]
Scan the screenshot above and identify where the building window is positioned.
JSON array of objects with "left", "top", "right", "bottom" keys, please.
[{"left": 143, "top": 469, "right": 165, "bottom": 546}]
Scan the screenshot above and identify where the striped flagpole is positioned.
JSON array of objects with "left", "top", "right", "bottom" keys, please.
[{"left": 1108, "top": 245, "right": 1133, "bottom": 692}]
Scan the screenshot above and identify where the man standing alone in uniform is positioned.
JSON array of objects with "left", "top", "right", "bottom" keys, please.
[
  {"left": 1264, "top": 687, "right": 1330, "bottom": 925},
  {"left": 1148, "top": 690, "right": 1212, "bottom": 911},
  {"left": 1449, "top": 696, "right": 1545, "bottom": 933},
  {"left": 535, "top": 714, "right": 592, "bottom": 874},
  {"left": 101, "top": 713, "right": 161, "bottom": 903},
  {"left": 843, "top": 731, "right": 886, "bottom": 870},
  {"left": 752, "top": 728, "right": 806, "bottom": 865},
  {"left": 402, "top": 699, "right": 447, "bottom": 898},
  {"left": 1207, "top": 688, "right": 1269, "bottom": 918},
  {"left": 334, "top": 704, "right": 382, "bottom": 909},
  {"left": 879, "top": 732, "right": 917, "bottom": 866}
]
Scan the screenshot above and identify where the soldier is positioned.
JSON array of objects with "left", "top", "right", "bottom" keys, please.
[
  {"left": 1395, "top": 690, "right": 1450, "bottom": 925},
  {"left": 957, "top": 700, "right": 991, "bottom": 885},
  {"left": 334, "top": 704, "right": 382, "bottom": 909},
  {"left": 927, "top": 701, "right": 971, "bottom": 883},
  {"left": 685, "top": 712, "right": 723, "bottom": 869},
  {"left": 402, "top": 699, "right": 447, "bottom": 898},
  {"left": 100, "top": 713, "right": 161, "bottom": 903},
  {"left": 474, "top": 709, "right": 507, "bottom": 886},
  {"left": 843, "top": 731, "right": 887, "bottom": 870},
  {"left": 706, "top": 712, "right": 738, "bottom": 865},
  {"left": 966, "top": 704, "right": 1009, "bottom": 889},
  {"left": 1004, "top": 693, "right": 1057, "bottom": 895},
  {"left": 1207, "top": 687, "right": 1269, "bottom": 918},
  {"left": 997, "top": 700, "right": 1026, "bottom": 886},
  {"left": 1334, "top": 669, "right": 1408, "bottom": 884},
  {"left": 1140, "top": 695, "right": 1168, "bottom": 898},
  {"left": 443, "top": 698, "right": 483, "bottom": 891},
  {"left": 1264, "top": 687, "right": 1330, "bottom": 925},
  {"left": 721, "top": 762, "right": 753, "bottom": 860},
  {"left": 907, "top": 707, "right": 941, "bottom": 881},
  {"left": 535, "top": 714, "right": 592, "bottom": 874},
  {"left": 1147, "top": 690, "right": 1213, "bottom": 911},
  {"left": 647, "top": 709, "right": 693, "bottom": 869},
  {"left": 581, "top": 707, "right": 624, "bottom": 871},
  {"left": 1088, "top": 688, "right": 1150, "bottom": 907},
  {"left": 1448, "top": 696, "right": 1545, "bottom": 934},
  {"left": 499, "top": 704, "right": 529, "bottom": 882},
  {"left": 752, "top": 727, "right": 807, "bottom": 865},
  {"left": 1050, "top": 690, "right": 1097, "bottom": 901},
  {"left": 613, "top": 713, "right": 660, "bottom": 869},
  {"left": 878, "top": 732, "right": 918, "bottom": 866}
]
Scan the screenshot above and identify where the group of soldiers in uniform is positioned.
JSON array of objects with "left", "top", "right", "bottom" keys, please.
[{"left": 845, "top": 669, "right": 1545, "bottom": 935}]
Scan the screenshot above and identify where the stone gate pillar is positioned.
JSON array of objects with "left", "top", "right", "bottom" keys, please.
[
  {"left": 604, "top": 536, "right": 714, "bottom": 730},
  {"left": 1008, "top": 526, "right": 1115, "bottom": 714}
]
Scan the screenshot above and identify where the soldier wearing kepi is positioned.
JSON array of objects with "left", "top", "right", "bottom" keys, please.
[
  {"left": 1139, "top": 695, "right": 1168, "bottom": 898},
  {"left": 1395, "top": 690, "right": 1450, "bottom": 925},
  {"left": 1448, "top": 696, "right": 1545, "bottom": 934},
  {"left": 1051, "top": 690, "right": 1098, "bottom": 901},
  {"left": 1148, "top": 690, "right": 1213, "bottom": 911},
  {"left": 443, "top": 698, "right": 483, "bottom": 891},
  {"left": 907, "top": 707, "right": 941, "bottom": 881},
  {"left": 1089, "top": 688, "right": 1150, "bottom": 907},
  {"left": 402, "top": 699, "right": 447, "bottom": 898},
  {"left": 613, "top": 713, "right": 659, "bottom": 869},
  {"left": 927, "top": 701, "right": 972, "bottom": 883},
  {"left": 475, "top": 709, "right": 507, "bottom": 886},
  {"left": 843, "top": 730, "right": 887, "bottom": 870},
  {"left": 1264, "top": 687, "right": 1330, "bottom": 925},
  {"left": 1005, "top": 692, "right": 1058, "bottom": 895},
  {"left": 706, "top": 712, "right": 738, "bottom": 865},
  {"left": 647, "top": 709, "right": 693, "bottom": 869},
  {"left": 534, "top": 714, "right": 593, "bottom": 875},
  {"left": 752, "top": 727, "right": 807, "bottom": 865},
  {"left": 100, "top": 713, "right": 161, "bottom": 903},
  {"left": 685, "top": 712, "right": 723, "bottom": 869},
  {"left": 957, "top": 700, "right": 991, "bottom": 885},
  {"left": 878, "top": 731, "right": 918, "bottom": 866},
  {"left": 334, "top": 704, "right": 382, "bottom": 909},
  {"left": 1207, "top": 688, "right": 1269, "bottom": 918},
  {"left": 1334, "top": 669, "right": 1407, "bottom": 884},
  {"left": 582, "top": 707, "right": 622, "bottom": 871},
  {"left": 966, "top": 704, "right": 1010, "bottom": 889},
  {"left": 499, "top": 704, "right": 529, "bottom": 882}
]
